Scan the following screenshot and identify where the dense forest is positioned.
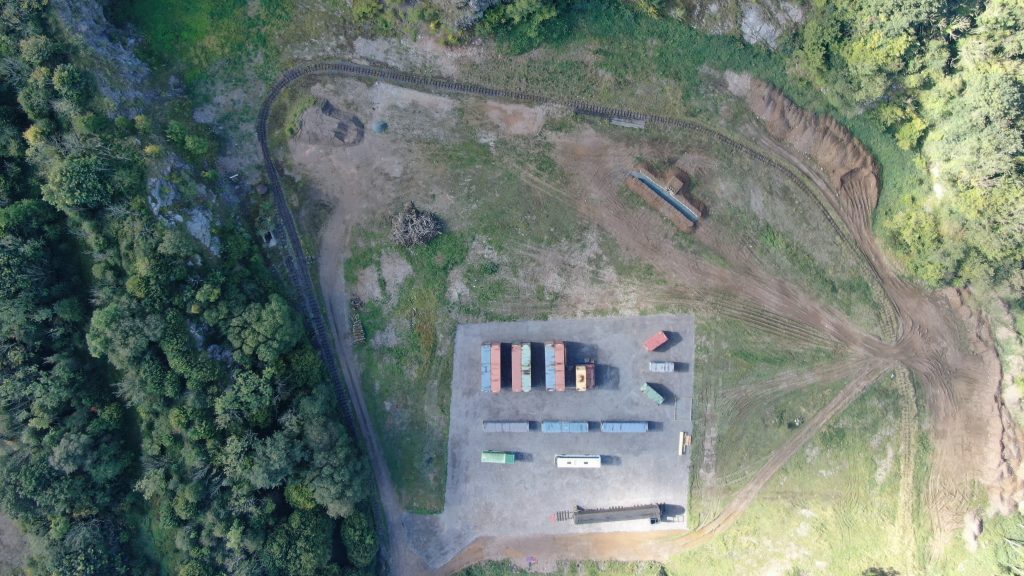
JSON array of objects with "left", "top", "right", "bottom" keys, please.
[{"left": 0, "top": 1, "right": 376, "bottom": 574}]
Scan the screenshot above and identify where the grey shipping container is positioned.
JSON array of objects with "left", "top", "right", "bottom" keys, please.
[
  {"left": 482, "top": 421, "right": 531, "bottom": 433},
  {"left": 600, "top": 421, "right": 649, "bottom": 433},
  {"left": 481, "top": 344, "right": 492, "bottom": 392},
  {"left": 541, "top": 421, "right": 589, "bottom": 433}
]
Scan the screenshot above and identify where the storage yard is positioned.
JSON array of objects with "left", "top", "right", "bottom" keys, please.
[{"left": 405, "top": 314, "right": 695, "bottom": 566}]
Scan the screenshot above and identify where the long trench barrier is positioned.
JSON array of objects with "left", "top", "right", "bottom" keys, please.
[{"left": 256, "top": 60, "right": 899, "bottom": 574}]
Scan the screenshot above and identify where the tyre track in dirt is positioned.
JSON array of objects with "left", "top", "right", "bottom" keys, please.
[{"left": 259, "top": 61, "right": 994, "bottom": 575}]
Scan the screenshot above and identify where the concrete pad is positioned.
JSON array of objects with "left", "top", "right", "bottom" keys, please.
[{"left": 404, "top": 314, "right": 695, "bottom": 568}]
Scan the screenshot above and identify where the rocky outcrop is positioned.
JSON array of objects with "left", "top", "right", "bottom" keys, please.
[
  {"left": 678, "top": 0, "right": 804, "bottom": 48},
  {"left": 435, "top": 0, "right": 505, "bottom": 28},
  {"left": 50, "top": 0, "right": 150, "bottom": 110}
]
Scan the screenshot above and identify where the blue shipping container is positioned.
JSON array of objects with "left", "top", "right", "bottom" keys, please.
[
  {"left": 544, "top": 343, "right": 556, "bottom": 391},
  {"left": 541, "top": 421, "right": 589, "bottom": 433},
  {"left": 481, "top": 344, "right": 491, "bottom": 393},
  {"left": 600, "top": 421, "right": 649, "bottom": 433}
]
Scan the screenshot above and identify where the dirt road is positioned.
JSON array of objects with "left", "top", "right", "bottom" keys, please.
[{"left": 258, "top": 62, "right": 1007, "bottom": 575}]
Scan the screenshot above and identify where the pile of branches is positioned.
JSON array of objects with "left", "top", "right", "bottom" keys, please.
[{"left": 391, "top": 202, "right": 442, "bottom": 247}]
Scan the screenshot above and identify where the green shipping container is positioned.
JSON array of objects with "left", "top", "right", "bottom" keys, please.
[
  {"left": 481, "top": 450, "right": 515, "bottom": 464},
  {"left": 641, "top": 383, "right": 665, "bottom": 405}
]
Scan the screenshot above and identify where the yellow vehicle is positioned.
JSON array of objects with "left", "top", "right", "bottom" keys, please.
[{"left": 575, "top": 363, "right": 595, "bottom": 391}]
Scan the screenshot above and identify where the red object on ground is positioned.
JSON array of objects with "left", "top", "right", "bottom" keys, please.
[
  {"left": 490, "top": 343, "right": 501, "bottom": 393},
  {"left": 511, "top": 344, "right": 523, "bottom": 392},
  {"left": 644, "top": 330, "right": 669, "bottom": 352},
  {"left": 554, "top": 342, "right": 566, "bottom": 392}
]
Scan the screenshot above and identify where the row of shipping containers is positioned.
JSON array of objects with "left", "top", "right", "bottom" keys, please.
[
  {"left": 537, "top": 420, "right": 649, "bottom": 433},
  {"left": 481, "top": 341, "right": 567, "bottom": 393}
]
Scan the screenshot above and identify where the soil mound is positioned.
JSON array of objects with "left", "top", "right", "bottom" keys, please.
[{"left": 744, "top": 79, "right": 880, "bottom": 217}]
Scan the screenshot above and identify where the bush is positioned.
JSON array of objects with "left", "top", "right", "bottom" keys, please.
[
  {"left": 52, "top": 63, "right": 90, "bottom": 108},
  {"left": 341, "top": 511, "right": 378, "bottom": 568}
]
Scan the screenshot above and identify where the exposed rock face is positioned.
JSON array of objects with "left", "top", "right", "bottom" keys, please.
[
  {"left": 679, "top": 0, "right": 804, "bottom": 48},
  {"left": 435, "top": 0, "right": 505, "bottom": 28},
  {"left": 50, "top": 0, "right": 150, "bottom": 110},
  {"left": 738, "top": 74, "right": 880, "bottom": 214}
]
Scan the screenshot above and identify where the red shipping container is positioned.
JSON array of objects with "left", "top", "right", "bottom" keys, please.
[{"left": 644, "top": 331, "right": 668, "bottom": 352}]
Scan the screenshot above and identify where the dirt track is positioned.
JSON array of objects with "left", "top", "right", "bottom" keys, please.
[{"left": 258, "top": 63, "right": 1011, "bottom": 575}]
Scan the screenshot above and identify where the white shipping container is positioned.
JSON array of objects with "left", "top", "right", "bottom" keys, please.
[
  {"left": 555, "top": 455, "right": 602, "bottom": 468},
  {"left": 648, "top": 361, "right": 675, "bottom": 373}
]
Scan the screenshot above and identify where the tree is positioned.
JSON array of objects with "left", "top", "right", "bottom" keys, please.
[
  {"left": 43, "top": 154, "right": 116, "bottom": 210},
  {"left": 263, "top": 510, "right": 339, "bottom": 576},
  {"left": 225, "top": 294, "right": 302, "bottom": 364},
  {"left": 52, "top": 63, "right": 90, "bottom": 108},
  {"left": 341, "top": 510, "right": 378, "bottom": 568},
  {"left": 18, "top": 34, "right": 54, "bottom": 65},
  {"left": 17, "top": 66, "right": 53, "bottom": 120}
]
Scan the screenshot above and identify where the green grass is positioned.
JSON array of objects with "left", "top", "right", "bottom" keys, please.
[
  {"left": 108, "top": 0, "right": 279, "bottom": 87},
  {"left": 348, "top": 232, "right": 468, "bottom": 513},
  {"left": 686, "top": 316, "right": 846, "bottom": 522},
  {"left": 670, "top": 376, "right": 909, "bottom": 575}
]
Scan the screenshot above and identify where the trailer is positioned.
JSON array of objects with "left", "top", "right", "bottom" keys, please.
[
  {"left": 490, "top": 343, "right": 502, "bottom": 393},
  {"left": 641, "top": 382, "right": 665, "bottom": 405},
  {"left": 648, "top": 361, "right": 674, "bottom": 373},
  {"left": 521, "top": 342, "right": 532, "bottom": 392},
  {"left": 481, "top": 451, "right": 515, "bottom": 464},
  {"left": 481, "top": 344, "right": 492, "bottom": 393},
  {"left": 555, "top": 455, "right": 602, "bottom": 468},
  {"left": 541, "top": 421, "right": 589, "bottom": 433},
  {"left": 644, "top": 331, "right": 669, "bottom": 352},
  {"left": 575, "top": 363, "right": 595, "bottom": 391},
  {"left": 482, "top": 421, "right": 531, "bottom": 433},
  {"left": 573, "top": 504, "right": 661, "bottom": 525},
  {"left": 600, "top": 421, "right": 649, "bottom": 433},
  {"left": 511, "top": 344, "right": 523, "bottom": 393}
]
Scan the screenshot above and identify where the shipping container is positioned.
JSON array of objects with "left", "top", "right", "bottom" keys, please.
[
  {"left": 481, "top": 344, "right": 491, "bottom": 393},
  {"left": 490, "top": 343, "right": 502, "bottom": 393},
  {"left": 648, "top": 361, "right": 674, "bottom": 373},
  {"left": 600, "top": 421, "right": 649, "bottom": 433},
  {"left": 644, "top": 331, "right": 669, "bottom": 352},
  {"left": 555, "top": 342, "right": 566, "bottom": 392},
  {"left": 511, "top": 344, "right": 523, "bottom": 392},
  {"left": 482, "top": 421, "right": 531, "bottom": 433},
  {"left": 555, "top": 455, "right": 601, "bottom": 468},
  {"left": 575, "top": 363, "right": 595, "bottom": 391},
  {"left": 481, "top": 450, "right": 515, "bottom": 464},
  {"left": 541, "top": 421, "right": 589, "bottom": 433},
  {"left": 521, "top": 342, "right": 532, "bottom": 392},
  {"left": 544, "top": 342, "right": 556, "bottom": 391},
  {"left": 641, "top": 382, "right": 665, "bottom": 405}
]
